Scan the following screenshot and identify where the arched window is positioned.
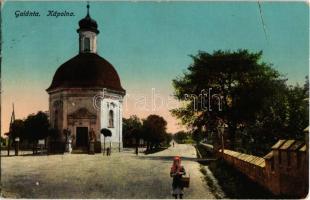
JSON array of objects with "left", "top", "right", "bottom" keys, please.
[
  {"left": 53, "top": 101, "right": 60, "bottom": 129},
  {"left": 108, "top": 110, "right": 114, "bottom": 128},
  {"left": 84, "top": 37, "right": 90, "bottom": 52},
  {"left": 54, "top": 110, "right": 58, "bottom": 128}
]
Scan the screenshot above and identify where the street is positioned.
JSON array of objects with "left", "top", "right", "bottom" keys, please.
[{"left": 1, "top": 143, "right": 216, "bottom": 198}]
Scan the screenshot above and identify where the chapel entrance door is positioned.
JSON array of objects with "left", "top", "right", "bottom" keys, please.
[{"left": 76, "top": 127, "right": 88, "bottom": 148}]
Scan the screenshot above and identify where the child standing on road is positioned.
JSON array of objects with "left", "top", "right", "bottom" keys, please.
[
  {"left": 170, "top": 156, "right": 186, "bottom": 199},
  {"left": 106, "top": 147, "right": 111, "bottom": 156}
]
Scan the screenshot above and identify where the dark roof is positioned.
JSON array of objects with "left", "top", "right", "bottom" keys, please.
[
  {"left": 77, "top": 13, "right": 99, "bottom": 34},
  {"left": 47, "top": 53, "right": 125, "bottom": 94}
]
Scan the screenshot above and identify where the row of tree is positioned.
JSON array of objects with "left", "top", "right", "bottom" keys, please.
[
  {"left": 171, "top": 49, "right": 308, "bottom": 156},
  {"left": 173, "top": 131, "right": 192, "bottom": 144},
  {"left": 7, "top": 111, "right": 172, "bottom": 152},
  {"left": 123, "top": 114, "right": 172, "bottom": 150},
  {"left": 6, "top": 111, "right": 50, "bottom": 143}
]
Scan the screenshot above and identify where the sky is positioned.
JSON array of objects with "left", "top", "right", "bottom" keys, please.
[{"left": 1, "top": 1, "right": 309, "bottom": 135}]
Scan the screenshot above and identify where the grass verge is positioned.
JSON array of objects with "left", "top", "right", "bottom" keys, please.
[
  {"left": 200, "top": 165, "right": 223, "bottom": 199},
  {"left": 208, "top": 159, "right": 277, "bottom": 199},
  {"left": 195, "top": 144, "right": 278, "bottom": 199}
]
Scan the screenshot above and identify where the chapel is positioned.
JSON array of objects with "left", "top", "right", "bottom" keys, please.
[{"left": 46, "top": 4, "right": 125, "bottom": 153}]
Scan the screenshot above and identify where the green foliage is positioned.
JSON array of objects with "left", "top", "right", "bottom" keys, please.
[
  {"left": 8, "top": 111, "right": 50, "bottom": 142},
  {"left": 164, "top": 133, "right": 173, "bottom": 146},
  {"left": 123, "top": 115, "right": 143, "bottom": 140},
  {"left": 237, "top": 81, "right": 309, "bottom": 156},
  {"left": 286, "top": 84, "right": 309, "bottom": 140},
  {"left": 173, "top": 131, "right": 189, "bottom": 143},
  {"left": 1, "top": 136, "right": 8, "bottom": 146},
  {"left": 142, "top": 115, "right": 168, "bottom": 149},
  {"left": 24, "top": 111, "right": 49, "bottom": 141},
  {"left": 171, "top": 49, "right": 308, "bottom": 154},
  {"left": 48, "top": 128, "right": 61, "bottom": 140},
  {"left": 9, "top": 119, "right": 25, "bottom": 140},
  {"left": 123, "top": 115, "right": 172, "bottom": 149},
  {"left": 192, "top": 129, "right": 205, "bottom": 143}
]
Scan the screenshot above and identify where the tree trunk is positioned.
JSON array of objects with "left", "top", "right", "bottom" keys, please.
[
  {"left": 7, "top": 137, "right": 11, "bottom": 156},
  {"left": 135, "top": 137, "right": 139, "bottom": 155},
  {"left": 32, "top": 142, "right": 35, "bottom": 155},
  {"left": 103, "top": 136, "right": 106, "bottom": 153},
  {"left": 146, "top": 141, "right": 150, "bottom": 151}
]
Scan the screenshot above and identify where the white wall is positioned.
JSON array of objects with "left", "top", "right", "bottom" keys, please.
[{"left": 100, "top": 91, "right": 123, "bottom": 150}]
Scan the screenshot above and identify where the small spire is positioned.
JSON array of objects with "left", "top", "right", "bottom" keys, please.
[
  {"left": 86, "top": 1, "right": 90, "bottom": 16},
  {"left": 12, "top": 103, "right": 15, "bottom": 120},
  {"left": 9, "top": 103, "right": 15, "bottom": 131}
]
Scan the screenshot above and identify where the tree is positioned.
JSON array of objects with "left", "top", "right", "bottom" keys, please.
[
  {"left": 303, "top": 75, "right": 309, "bottom": 97},
  {"left": 164, "top": 133, "right": 173, "bottom": 146},
  {"left": 286, "top": 84, "right": 309, "bottom": 140},
  {"left": 100, "top": 128, "right": 112, "bottom": 153},
  {"left": 174, "top": 131, "right": 189, "bottom": 143},
  {"left": 192, "top": 129, "right": 205, "bottom": 144},
  {"left": 5, "top": 119, "right": 25, "bottom": 155},
  {"left": 142, "top": 115, "right": 168, "bottom": 150},
  {"left": 0, "top": 136, "right": 7, "bottom": 146},
  {"left": 48, "top": 128, "right": 61, "bottom": 140},
  {"left": 24, "top": 111, "right": 49, "bottom": 142},
  {"left": 123, "top": 115, "right": 143, "bottom": 147},
  {"left": 171, "top": 49, "right": 286, "bottom": 149},
  {"left": 237, "top": 79, "right": 309, "bottom": 156},
  {"left": 9, "top": 119, "right": 25, "bottom": 140},
  {"left": 238, "top": 75, "right": 290, "bottom": 155}
]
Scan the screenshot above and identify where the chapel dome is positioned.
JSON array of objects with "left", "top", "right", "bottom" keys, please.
[
  {"left": 46, "top": 53, "right": 125, "bottom": 94},
  {"left": 77, "top": 13, "right": 99, "bottom": 34}
]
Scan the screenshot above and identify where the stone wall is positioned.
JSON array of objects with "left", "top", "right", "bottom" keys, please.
[
  {"left": 201, "top": 139, "right": 308, "bottom": 198},
  {"left": 263, "top": 140, "right": 308, "bottom": 197},
  {"left": 221, "top": 149, "right": 266, "bottom": 187}
]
